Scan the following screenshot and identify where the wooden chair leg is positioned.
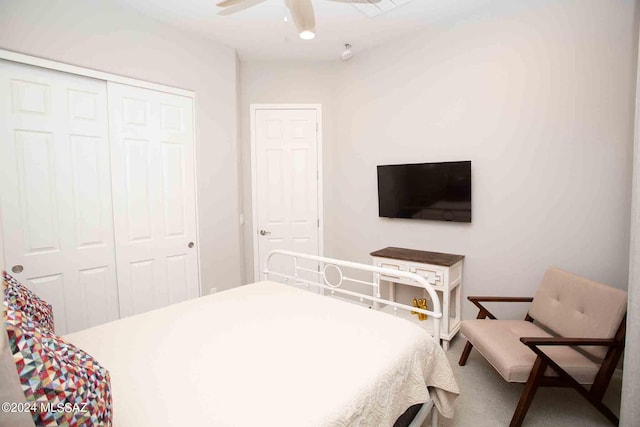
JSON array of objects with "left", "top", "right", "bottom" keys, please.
[
  {"left": 458, "top": 341, "right": 474, "bottom": 366},
  {"left": 510, "top": 356, "right": 547, "bottom": 427}
]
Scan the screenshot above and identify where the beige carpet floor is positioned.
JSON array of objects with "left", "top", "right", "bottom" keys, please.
[{"left": 436, "top": 336, "right": 622, "bottom": 427}]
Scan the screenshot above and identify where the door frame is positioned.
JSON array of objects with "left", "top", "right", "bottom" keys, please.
[
  {"left": 250, "top": 104, "right": 324, "bottom": 281},
  {"left": 0, "top": 49, "right": 203, "bottom": 297}
]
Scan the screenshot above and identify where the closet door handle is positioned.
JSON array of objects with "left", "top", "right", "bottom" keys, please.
[
  {"left": 259, "top": 229, "right": 271, "bottom": 236},
  {"left": 188, "top": 242, "right": 194, "bottom": 249},
  {"left": 11, "top": 265, "right": 24, "bottom": 274}
]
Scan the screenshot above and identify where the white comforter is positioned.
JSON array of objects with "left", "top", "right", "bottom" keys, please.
[{"left": 64, "top": 281, "right": 459, "bottom": 427}]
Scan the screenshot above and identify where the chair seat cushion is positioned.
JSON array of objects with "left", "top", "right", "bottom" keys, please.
[{"left": 461, "top": 319, "right": 600, "bottom": 384}]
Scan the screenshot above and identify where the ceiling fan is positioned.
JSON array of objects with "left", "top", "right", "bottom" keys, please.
[{"left": 216, "top": 0, "right": 381, "bottom": 40}]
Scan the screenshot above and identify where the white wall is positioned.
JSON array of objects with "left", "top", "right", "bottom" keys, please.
[
  {"left": 239, "top": 61, "right": 339, "bottom": 281},
  {"left": 622, "top": 7, "right": 640, "bottom": 424},
  {"left": 0, "top": 0, "right": 243, "bottom": 293},
  {"left": 235, "top": 53, "right": 246, "bottom": 286},
  {"left": 329, "top": 0, "right": 636, "bottom": 318},
  {"left": 241, "top": 0, "right": 637, "bottom": 319}
]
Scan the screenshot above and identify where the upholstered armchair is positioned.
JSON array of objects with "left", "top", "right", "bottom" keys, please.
[{"left": 458, "top": 268, "right": 627, "bottom": 427}]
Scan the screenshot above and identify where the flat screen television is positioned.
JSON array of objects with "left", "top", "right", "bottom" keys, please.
[{"left": 377, "top": 161, "right": 471, "bottom": 222}]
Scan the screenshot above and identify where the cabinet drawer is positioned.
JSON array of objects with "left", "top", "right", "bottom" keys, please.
[
  {"left": 409, "top": 266, "right": 444, "bottom": 285},
  {"left": 379, "top": 261, "right": 404, "bottom": 280},
  {"left": 374, "top": 257, "right": 448, "bottom": 288}
]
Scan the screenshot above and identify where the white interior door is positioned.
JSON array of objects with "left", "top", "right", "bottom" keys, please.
[
  {"left": 0, "top": 60, "right": 119, "bottom": 334},
  {"left": 108, "top": 82, "right": 199, "bottom": 318},
  {"left": 253, "top": 108, "right": 321, "bottom": 287}
]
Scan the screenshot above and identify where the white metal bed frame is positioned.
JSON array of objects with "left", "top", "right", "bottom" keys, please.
[{"left": 264, "top": 250, "right": 444, "bottom": 427}]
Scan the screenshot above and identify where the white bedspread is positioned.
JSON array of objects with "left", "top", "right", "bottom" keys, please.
[{"left": 64, "top": 281, "right": 459, "bottom": 427}]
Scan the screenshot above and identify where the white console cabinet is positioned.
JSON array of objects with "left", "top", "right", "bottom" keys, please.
[{"left": 371, "top": 247, "right": 464, "bottom": 351}]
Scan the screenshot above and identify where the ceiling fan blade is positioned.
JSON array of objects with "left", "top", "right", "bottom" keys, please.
[
  {"left": 286, "top": 0, "right": 315, "bottom": 36},
  {"left": 217, "top": 0, "right": 267, "bottom": 16},
  {"left": 216, "top": 0, "right": 246, "bottom": 7}
]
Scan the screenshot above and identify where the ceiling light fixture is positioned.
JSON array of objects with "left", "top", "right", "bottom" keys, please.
[
  {"left": 341, "top": 43, "right": 353, "bottom": 61},
  {"left": 216, "top": 0, "right": 383, "bottom": 39},
  {"left": 300, "top": 30, "right": 316, "bottom": 40},
  {"left": 285, "top": 0, "right": 316, "bottom": 41}
]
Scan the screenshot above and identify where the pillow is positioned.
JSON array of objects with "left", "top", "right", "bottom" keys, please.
[
  {"left": 6, "top": 305, "right": 113, "bottom": 426},
  {"left": 1, "top": 283, "right": 35, "bottom": 427},
  {"left": 3, "top": 271, "right": 55, "bottom": 333}
]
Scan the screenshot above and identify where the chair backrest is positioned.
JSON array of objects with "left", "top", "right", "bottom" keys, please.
[{"left": 528, "top": 268, "right": 627, "bottom": 360}]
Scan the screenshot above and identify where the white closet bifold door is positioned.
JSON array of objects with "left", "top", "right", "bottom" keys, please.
[
  {"left": 107, "top": 82, "right": 199, "bottom": 317},
  {"left": 0, "top": 60, "right": 119, "bottom": 334}
]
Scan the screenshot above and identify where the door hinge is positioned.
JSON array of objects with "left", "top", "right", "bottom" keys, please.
[{"left": 317, "top": 218, "right": 320, "bottom": 227}]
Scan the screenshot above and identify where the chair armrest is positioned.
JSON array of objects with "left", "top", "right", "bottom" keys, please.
[
  {"left": 467, "top": 296, "right": 534, "bottom": 320},
  {"left": 468, "top": 296, "right": 534, "bottom": 303},
  {"left": 520, "top": 336, "right": 621, "bottom": 400},
  {"left": 520, "top": 337, "right": 617, "bottom": 347}
]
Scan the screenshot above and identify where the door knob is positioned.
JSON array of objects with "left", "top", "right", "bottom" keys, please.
[
  {"left": 188, "top": 242, "right": 194, "bottom": 249},
  {"left": 11, "top": 265, "right": 23, "bottom": 274},
  {"left": 259, "top": 230, "right": 271, "bottom": 236}
]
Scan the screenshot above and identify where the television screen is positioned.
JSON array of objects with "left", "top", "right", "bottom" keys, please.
[{"left": 377, "top": 161, "right": 471, "bottom": 222}]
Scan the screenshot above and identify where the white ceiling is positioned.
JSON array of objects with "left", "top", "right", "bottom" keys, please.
[{"left": 111, "top": 0, "right": 496, "bottom": 61}]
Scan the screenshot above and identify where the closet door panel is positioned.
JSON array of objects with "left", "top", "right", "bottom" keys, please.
[
  {"left": 108, "top": 82, "right": 199, "bottom": 318},
  {"left": 0, "top": 60, "right": 119, "bottom": 333}
]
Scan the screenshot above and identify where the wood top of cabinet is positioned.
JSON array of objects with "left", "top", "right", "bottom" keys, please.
[{"left": 370, "top": 247, "right": 464, "bottom": 267}]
